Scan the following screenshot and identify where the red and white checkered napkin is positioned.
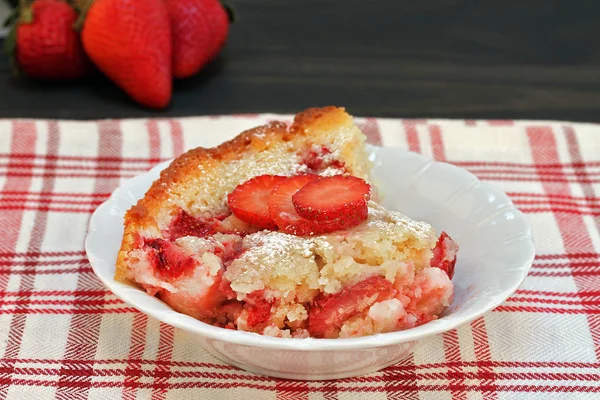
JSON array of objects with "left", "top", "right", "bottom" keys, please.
[{"left": 1, "top": 115, "right": 599, "bottom": 399}]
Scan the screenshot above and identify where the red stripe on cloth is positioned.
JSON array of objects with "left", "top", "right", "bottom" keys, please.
[
  {"left": 455, "top": 160, "right": 600, "bottom": 168},
  {"left": 443, "top": 330, "right": 466, "bottom": 399},
  {"left": 0, "top": 250, "right": 86, "bottom": 258},
  {"left": 429, "top": 124, "right": 446, "bottom": 161},
  {"left": 2, "top": 357, "right": 599, "bottom": 371},
  {"left": 564, "top": 125, "right": 600, "bottom": 239},
  {"left": 0, "top": 153, "right": 161, "bottom": 163},
  {"left": 358, "top": 118, "right": 383, "bottom": 146},
  {"left": 1, "top": 190, "right": 111, "bottom": 198},
  {"left": 170, "top": 120, "right": 185, "bottom": 157},
  {"left": 56, "top": 120, "right": 123, "bottom": 400},
  {"left": 471, "top": 317, "right": 498, "bottom": 399},
  {"left": 0, "top": 121, "right": 36, "bottom": 253},
  {"left": 562, "top": 126, "right": 600, "bottom": 362},
  {"left": 0, "top": 205, "right": 96, "bottom": 214},
  {"left": 123, "top": 313, "right": 148, "bottom": 400},
  {"left": 0, "top": 121, "right": 47, "bottom": 398},
  {"left": 466, "top": 167, "right": 600, "bottom": 178},
  {"left": 147, "top": 120, "right": 162, "bottom": 160},
  {"left": 0, "top": 160, "right": 150, "bottom": 173},
  {"left": 3, "top": 379, "right": 599, "bottom": 393},
  {"left": 152, "top": 323, "right": 175, "bottom": 399},
  {"left": 403, "top": 121, "right": 421, "bottom": 153},
  {"left": 275, "top": 380, "right": 309, "bottom": 400},
  {"left": 488, "top": 120, "right": 515, "bottom": 126},
  {"left": 528, "top": 126, "right": 600, "bottom": 362},
  {"left": 382, "top": 355, "right": 419, "bottom": 400}
]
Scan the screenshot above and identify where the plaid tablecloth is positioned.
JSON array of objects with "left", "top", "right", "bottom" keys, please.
[{"left": 1, "top": 114, "right": 599, "bottom": 399}]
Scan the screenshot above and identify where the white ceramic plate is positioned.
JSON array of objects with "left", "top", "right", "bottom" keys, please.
[{"left": 85, "top": 146, "right": 535, "bottom": 380}]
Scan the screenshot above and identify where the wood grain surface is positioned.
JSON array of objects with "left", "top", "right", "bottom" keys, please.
[{"left": 1, "top": 0, "right": 599, "bottom": 120}]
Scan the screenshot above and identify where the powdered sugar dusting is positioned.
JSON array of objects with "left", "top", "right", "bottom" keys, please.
[{"left": 224, "top": 203, "right": 437, "bottom": 300}]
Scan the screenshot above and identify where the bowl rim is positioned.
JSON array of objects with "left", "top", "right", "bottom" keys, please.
[{"left": 85, "top": 145, "right": 535, "bottom": 351}]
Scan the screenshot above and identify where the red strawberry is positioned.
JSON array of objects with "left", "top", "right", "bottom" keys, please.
[
  {"left": 81, "top": 0, "right": 172, "bottom": 109},
  {"left": 203, "top": 0, "right": 229, "bottom": 60},
  {"left": 269, "top": 175, "right": 368, "bottom": 236},
  {"left": 227, "top": 175, "right": 287, "bottom": 229},
  {"left": 430, "top": 232, "right": 458, "bottom": 279},
  {"left": 8, "top": 0, "right": 89, "bottom": 79},
  {"left": 308, "top": 276, "right": 397, "bottom": 338},
  {"left": 292, "top": 175, "right": 371, "bottom": 222},
  {"left": 268, "top": 175, "right": 320, "bottom": 235},
  {"left": 166, "top": 0, "right": 229, "bottom": 78}
]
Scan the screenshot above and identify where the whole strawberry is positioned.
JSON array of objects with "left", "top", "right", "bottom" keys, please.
[
  {"left": 81, "top": 0, "right": 172, "bottom": 109},
  {"left": 166, "top": 0, "right": 229, "bottom": 79},
  {"left": 8, "top": 0, "right": 89, "bottom": 79}
]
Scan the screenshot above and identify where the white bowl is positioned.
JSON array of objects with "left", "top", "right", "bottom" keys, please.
[{"left": 85, "top": 145, "right": 535, "bottom": 380}]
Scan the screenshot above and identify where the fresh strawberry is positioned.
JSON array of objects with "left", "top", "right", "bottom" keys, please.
[
  {"left": 308, "top": 276, "right": 397, "bottom": 338},
  {"left": 227, "top": 175, "right": 287, "bottom": 230},
  {"left": 203, "top": 0, "right": 230, "bottom": 60},
  {"left": 292, "top": 175, "right": 371, "bottom": 222},
  {"left": 81, "top": 0, "right": 172, "bottom": 109},
  {"left": 7, "top": 0, "right": 89, "bottom": 79},
  {"left": 430, "top": 232, "right": 458, "bottom": 279},
  {"left": 166, "top": 0, "right": 229, "bottom": 78}
]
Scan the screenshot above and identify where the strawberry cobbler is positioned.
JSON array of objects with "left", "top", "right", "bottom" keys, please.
[{"left": 116, "top": 107, "right": 457, "bottom": 338}]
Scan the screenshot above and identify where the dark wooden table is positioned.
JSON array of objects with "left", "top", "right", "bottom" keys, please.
[{"left": 1, "top": 0, "right": 599, "bottom": 121}]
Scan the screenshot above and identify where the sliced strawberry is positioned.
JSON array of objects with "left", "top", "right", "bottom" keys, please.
[
  {"left": 308, "top": 275, "right": 397, "bottom": 338},
  {"left": 430, "top": 232, "right": 458, "bottom": 279},
  {"left": 268, "top": 175, "right": 369, "bottom": 236},
  {"left": 292, "top": 175, "right": 371, "bottom": 223},
  {"left": 268, "top": 175, "right": 318, "bottom": 234},
  {"left": 227, "top": 175, "right": 287, "bottom": 229}
]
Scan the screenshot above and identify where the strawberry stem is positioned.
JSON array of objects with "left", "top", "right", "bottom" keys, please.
[
  {"left": 73, "top": 0, "right": 94, "bottom": 31},
  {"left": 221, "top": 2, "right": 237, "bottom": 23},
  {"left": 18, "top": 0, "right": 33, "bottom": 24}
]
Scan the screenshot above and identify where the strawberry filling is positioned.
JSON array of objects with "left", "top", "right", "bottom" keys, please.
[
  {"left": 168, "top": 210, "right": 216, "bottom": 240},
  {"left": 430, "top": 232, "right": 458, "bottom": 279},
  {"left": 302, "top": 146, "right": 345, "bottom": 172},
  {"left": 245, "top": 291, "right": 274, "bottom": 328},
  {"left": 308, "top": 275, "right": 397, "bottom": 338},
  {"left": 146, "top": 238, "right": 197, "bottom": 280}
]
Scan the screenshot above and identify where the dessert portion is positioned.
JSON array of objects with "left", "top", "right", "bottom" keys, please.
[{"left": 116, "top": 107, "right": 457, "bottom": 338}]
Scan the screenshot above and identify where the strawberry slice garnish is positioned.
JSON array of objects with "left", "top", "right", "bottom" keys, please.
[
  {"left": 308, "top": 275, "right": 397, "bottom": 338},
  {"left": 267, "top": 175, "right": 319, "bottom": 235},
  {"left": 292, "top": 175, "right": 371, "bottom": 223},
  {"left": 268, "top": 175, "right": 370, "bottom": 236},
  {"left": 430, "top": 231, "right": 458, "bottom": 279},
  {"left": 227, "top": 175, "right": 287, "bottom": 229}
]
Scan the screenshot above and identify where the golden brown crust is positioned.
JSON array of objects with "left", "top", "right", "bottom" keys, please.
[{"left": 115, "top": 106, "right": 364, "bottom": 281}]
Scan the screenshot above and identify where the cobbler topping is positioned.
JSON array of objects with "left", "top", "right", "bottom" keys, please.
[{"left": 225, "top": 231, "right": 322, "bottom": 300}]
